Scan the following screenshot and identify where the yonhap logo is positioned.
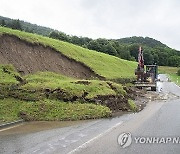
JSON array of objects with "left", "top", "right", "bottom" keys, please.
[{"left": 118, "top": 132, "right": 132, "bottom": 148}]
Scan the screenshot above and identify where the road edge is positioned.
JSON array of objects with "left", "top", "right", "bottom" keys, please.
[{"left": 0, "top": 119, "right": 24, "bottom": 130}]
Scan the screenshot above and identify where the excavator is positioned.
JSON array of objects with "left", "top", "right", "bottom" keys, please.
[{"left": 134, "top": 46, "right": 158, "bottom": 91}]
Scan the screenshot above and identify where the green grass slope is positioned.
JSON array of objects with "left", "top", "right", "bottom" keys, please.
[
  {"left": 0, "top": 27, "right": 138, "bottom": 122},
  {"left": 23, "top": 72, "right": 126, "bottom": 100},
  {"left": 0, "top": 65, "right": 130, "bottom": 122},
  {"left": 0, "top": 27, "right": 137, "bottom": 80},
  {"left": 0, "top": 65, "right": 112, "bottom": 122},
  {"left": 0, "top": 64, "right": 20, "bottom": 85},
  {"left": 0, "top": 98, "right": 111, "bottom": 122}
]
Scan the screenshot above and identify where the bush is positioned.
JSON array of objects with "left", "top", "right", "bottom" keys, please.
[{"left": 177, "top": 69, "right": 180, "bottom": 76}]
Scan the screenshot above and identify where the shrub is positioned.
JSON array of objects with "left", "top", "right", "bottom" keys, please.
[{"left": 177, "top": 69, "right": 180, "bottom": 76}]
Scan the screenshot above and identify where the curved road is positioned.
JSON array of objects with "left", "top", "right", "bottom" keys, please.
[{"left": 1, "top": 74, "right": 180, "bottom": 154}]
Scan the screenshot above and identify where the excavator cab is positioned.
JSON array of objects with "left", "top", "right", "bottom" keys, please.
[{"left": 146, "top": 65, "right": 158, "bottom": 83}]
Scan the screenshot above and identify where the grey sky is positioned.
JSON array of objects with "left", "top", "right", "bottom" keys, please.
[{"left": 0, "top": 0, "right": 180, "bottom": 50}]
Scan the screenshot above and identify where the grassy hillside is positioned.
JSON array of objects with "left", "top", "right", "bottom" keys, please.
[
  {"left": 0, "top": 27, "right": 137, "bottom": 80},
  {"left": 0, "top": 65, "right": 134, "bottom": 122},
  {"left": 0, "top": 27, "right": 138, "bottom": 123},
  {"left": 0, "top": 65, "right": 127, "bottom": 103},
  {"left": 0, "top": 65, "right": 112, "bottom": 122},
  {"left": 21, "top": 71, "right": 126, "bottom": 101}
]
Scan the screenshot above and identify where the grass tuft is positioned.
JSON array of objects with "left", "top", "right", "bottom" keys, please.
[{"left": 128, "top": 99, "right": 137, "bottom": 112}]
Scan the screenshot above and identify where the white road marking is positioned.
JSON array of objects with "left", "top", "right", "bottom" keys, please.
[{"left": 68, "top": 121, "right": 123, "bottom": 154}]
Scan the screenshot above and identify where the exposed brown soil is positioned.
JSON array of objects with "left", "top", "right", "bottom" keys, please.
[
  {"left": 92, "top": 95, "right": 129, "bottom": 112},
  {"left": 122, "top": 86, "right": 147, "bottom": 111},
  {"left": 0, "top": 34, "right": 102, "bottom": 79}
]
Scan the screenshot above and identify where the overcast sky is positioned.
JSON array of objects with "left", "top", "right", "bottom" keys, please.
[{"left": 0, "top": 0, "right": 180, "bottom": 50}]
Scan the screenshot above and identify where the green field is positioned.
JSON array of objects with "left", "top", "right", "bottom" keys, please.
[
  {"left": 159, "top": 66, "right": 179, "bottom": 74},
  {"left": 159, "top": 66, "right": 180, "bottom": 85},
  {"left": 169, "top": 74, "right": 180, "bottom": 85},
  {"left": 0, "top": 27, "right": 137, "bottom": 80}
]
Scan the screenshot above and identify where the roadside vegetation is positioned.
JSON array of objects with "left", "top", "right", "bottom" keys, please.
[
  {"left": 177, "top": 69, "right": 180, "bottom": 76},
  {"left": 128, "top": 99, "right": 138, "bottom": 112},
  {"left": 0, "top": 98, "right": 111, "bottom": 122},
  {"left": 159, "top": 66, "right": 180, "bottom": 85},
  {"left": 0, "top": 65, "right": 132, "bottom": 123}
]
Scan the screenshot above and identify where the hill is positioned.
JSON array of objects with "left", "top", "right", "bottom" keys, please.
[
  {"left": 0, "top": 16, "right": 54, "bottom": 36},
  {"left": 0, "top": 27, "right": 138, "bottom": 123},
  {"left": 1, "top": 15, "right": 180, "bottom": 67},
  {"left": 0, "top": 27, "right": 137, "bottom": 80},
  {"left": 116, "top": 36, "right": 167, "bottom": 48}
]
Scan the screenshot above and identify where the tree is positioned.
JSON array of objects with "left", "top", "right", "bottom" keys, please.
[
  {"left": 153, "top": 54, "right": 159, "bottom": 64},
  {"left": 25, "top": 27, "right": 34, "bottom": 33},
  {"left": 143, "top": 50, "right": 154, "bottom": 65},
  {"left": 10, "top": 19, "right": 22, "bottom": 30},
  {"left": 0, "top": 19, "right": 6, "bottom": 27},
  {"left": 49, "top": 31, "right": 60, "bottom": 39},
  {"left": 87, "top": 40, "right": 101, "bottom": 51},
  {"left": 168, "top": 56, "right": 180, "bottom": 67},
  {"left": 120, "top": 50, "right": 132, "bottom": 60},
  {"left": 104, "top": 43, "right": 117, "bottom": 56},
  {"left": 157, "top": 51, "right": 169, "bottom": 66},
  {"left": 49, "top": 31, "right": 70, "bottom": 42},
  {"left": 129, "top": 44, "right": 139, "bottom": 61},
  {"left": 58, "top": 32, "right": 70, "bottom": 42},
  {"left": 71, "top": 36, "right": 81, "bottom": 45}
]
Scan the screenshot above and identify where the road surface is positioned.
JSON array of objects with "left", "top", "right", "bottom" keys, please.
[{"left": 0, "top": 74, "right": 180, "bottom": 154}]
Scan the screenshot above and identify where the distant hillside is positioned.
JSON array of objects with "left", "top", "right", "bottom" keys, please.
[
  {"left": 0, "top": 15, "right": 180, "bottom": 67},
  {"left": 116, "top": 36, "right": 167, "bottom": 48},
  {"left": 0, "top": 16, "right": 54, "bottom": 36}
]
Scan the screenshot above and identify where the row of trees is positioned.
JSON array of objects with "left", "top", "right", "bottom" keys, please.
[
  {"left": 49, "top": 31, "right": 180, "bottom": 67},
  {"left": 128, "top": 44, "right": 180, "bottom": 66},
  {"left": 0, "top": 19, "right": 22, "bottom": 31},
  {"left": 49, "top": 31, "right": 135, "bottom": 60},
  {"left": 1, "top": 18, "right": 180, "bottom": 67}
]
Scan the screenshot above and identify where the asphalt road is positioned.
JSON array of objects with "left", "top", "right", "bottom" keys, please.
[{"left": 1, "top": 74, "right": 180, "bottom": 154}]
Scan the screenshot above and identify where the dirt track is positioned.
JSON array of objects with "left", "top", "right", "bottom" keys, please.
[{"left": 0, "top": 34, "right": 100, "bottom": 79}]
